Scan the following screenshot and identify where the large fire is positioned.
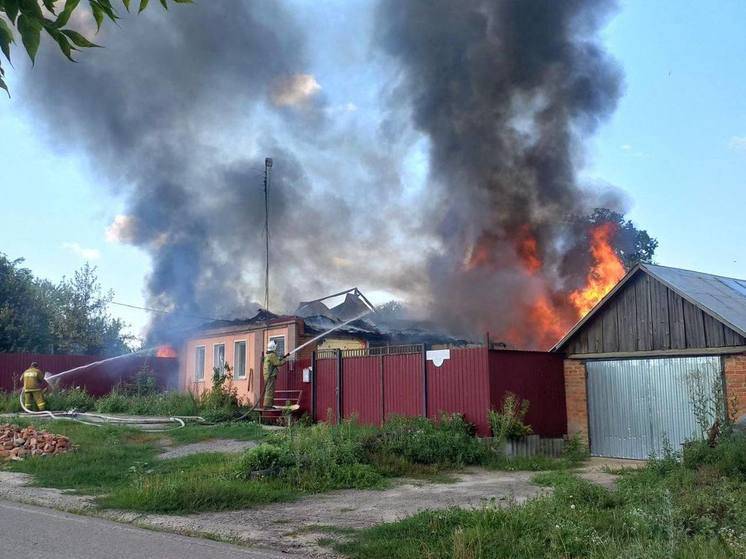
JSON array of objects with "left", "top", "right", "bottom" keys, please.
[
  {"left": 569, "top": 222, "right": 626, "bottom": 318},
  {"left": 464, "top": 221, "right": 626, "bottom": 349}
]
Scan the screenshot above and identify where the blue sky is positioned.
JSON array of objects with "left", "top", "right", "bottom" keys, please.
[{"left": 1, "top": 0, "right": 745, "bottom": 340}]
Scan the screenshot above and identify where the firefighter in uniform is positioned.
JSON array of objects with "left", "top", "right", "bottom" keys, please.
[
  {"left": 262, "top": 340, "right": 287, "bottom": 408},
  {"left": 21, "top": 362, "right": 47, "bottom": 411}
]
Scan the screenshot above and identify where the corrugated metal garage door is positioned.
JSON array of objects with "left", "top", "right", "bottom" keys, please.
[{"left": 586, "top": 356, "right": 722, "bottom": 459}]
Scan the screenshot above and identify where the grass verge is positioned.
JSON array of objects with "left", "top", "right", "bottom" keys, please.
[
  {"left": 4, "top": 415, "right": 585, "bottom": 515},
  {"left": 334, "top": 434, "right": 746, "bottom": 559}
]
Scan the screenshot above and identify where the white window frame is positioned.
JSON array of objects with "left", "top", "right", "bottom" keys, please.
[
  {"left": 213, "top": 343, "right": 226, "bottom": 375},
  {"left": 234, "top": 339, "right": 247, "bottom": 379},
  {"left": 269, "top": 335, "right": 286, "bottom": 357},
  {"left": 194, "top": 345, "right": 206, "bottom": 382}
]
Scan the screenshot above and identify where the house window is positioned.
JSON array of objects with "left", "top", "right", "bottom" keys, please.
[
  {"left": 213, "top": 343, "right": 226, "bottom": 375},
  {"left": 195, "top": 346, "right": 205, "bottom": 381},
  {"left": 269, "top": 335, "right": 285, "bottom": 357},
  {"left": 234, "top": 341, "right": 247, "bottom": 379}
]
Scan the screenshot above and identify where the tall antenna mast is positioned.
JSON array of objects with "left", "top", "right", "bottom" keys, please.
[{"left": 264, "top": 157, "right": 273, "bottom": 311}]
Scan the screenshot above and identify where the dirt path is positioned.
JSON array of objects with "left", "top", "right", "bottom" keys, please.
[
  {"left": 0, "top": 458, "right": 639, "bottom": 557},
  {"left": 0, "top": 468, "right": 547, "bottom": 557}
]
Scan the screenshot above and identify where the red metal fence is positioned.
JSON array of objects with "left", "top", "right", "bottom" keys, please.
[
  {"left": 0, "top": 352, "right": 179, "bottom": 396},
  {"left": 488, "top": 350, "right": 567, "bottom": 437},
  {"left": 273, "top": 346, "right": 567, "bottom": 437}
]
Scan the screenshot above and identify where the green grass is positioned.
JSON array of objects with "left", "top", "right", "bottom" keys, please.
[
  {"left": 166, "top": 422, "right": 266, "bottom": 445},
  {"left": 5, "top": 419, "right": 160, "bottom": 494},
  {"left": 99, "top": 452, "right": 296, "bottom": 513},
  {"left": 2, "top": 415, "right": 584, "bottom": 515},
  {"left": 334, "top": 436, "right": 746, "bottom": 559}
]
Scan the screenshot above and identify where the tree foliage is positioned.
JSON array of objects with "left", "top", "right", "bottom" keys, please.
[
  {"left": 0, "top": 0, "right": 191, "bottom": 95},
  {"left": 589, "top": 208, "right": 658, "bottom": 269},
  {"left": 0, "top": 253, "right": 133, "bottom": 355}
]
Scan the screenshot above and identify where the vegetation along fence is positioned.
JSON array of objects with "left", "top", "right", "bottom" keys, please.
[{"left": 271, "top": 346, "right": 567, "bottom": 437}]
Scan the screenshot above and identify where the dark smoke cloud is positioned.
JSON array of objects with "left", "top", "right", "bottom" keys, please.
[
  {"left": 375, "top": 0, "right": 623, "bottom": 346},
  {"left": 19, "top": 0, "right": 626, "bottom": 349},
  {"left": 20, "top": 2, "right": 424, "bottom": 341}
]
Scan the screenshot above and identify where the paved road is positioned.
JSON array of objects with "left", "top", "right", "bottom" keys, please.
[{"left": 0, "top": 500, "right": 293, "bottom": 559}]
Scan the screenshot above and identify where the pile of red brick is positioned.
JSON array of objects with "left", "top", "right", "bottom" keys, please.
[{"left": 0, "top": 424, "right": 73, "bottom": 461}]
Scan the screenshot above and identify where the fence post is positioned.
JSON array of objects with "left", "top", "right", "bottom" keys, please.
[
  {"left": 379, "top": 354, "right": 385, "bottom": 426},
  {"left": 421, "top": 344, "right": 428, "bottom": 419},
  {"left": 311, "top": 350, "right": 317, "bottom": 422},
  {"left": 336, "top": 349, "right": 343, "bottom": 424}
]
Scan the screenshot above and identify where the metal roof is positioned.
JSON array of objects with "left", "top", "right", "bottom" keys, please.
[
  {"left": 552, "top": 263, "right": 746, "bottom": 351},
  {"left": 640, "top": 263, "right": 746, "bottom": 339}
]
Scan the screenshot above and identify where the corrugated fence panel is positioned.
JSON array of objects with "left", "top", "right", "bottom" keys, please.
[
  {"left": 488, "top": 350, "right": 567, "bottom": 437},
  {"left": 314, "top": 357, "right": 338, "bottom": 423},
  {"left": 428, "top": 348, "right": 491, "bottom": 436},
  {"left": 343, "top": 356, "right": 383, "bottom": 425},
  {"left": 383, "top": 353, "right": 423, "bottom": 419},
  {"left": 0, "top": 353, "right": 96, "bottom": 391},
  {"left": 0, "top": 353, "right": 178, "bottom": 395},
  {"left": 586, "top": 356, "right": 721, "bottom": 459}
]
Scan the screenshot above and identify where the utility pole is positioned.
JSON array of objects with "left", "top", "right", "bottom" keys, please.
[{"left": 263, "top": 157, "right": 273, "bottom": 311}]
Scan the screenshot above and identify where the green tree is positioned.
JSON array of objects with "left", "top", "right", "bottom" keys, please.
[
  {"left": 0, "top": 0, "right": 190, "bottom": 94},
  {"left": 0, "top": 253, "right": 133, "bottom": 355},
  {"left": 589, "top": 208, "right": 658, "bottom": 269},
  {"left": 49, "top": 262, "right": 134, "bottom": 355},
  {"left": 0, "top": 254, "right": 55, "bottom": 352}
]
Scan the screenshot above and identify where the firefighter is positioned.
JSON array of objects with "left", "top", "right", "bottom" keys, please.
[
  {"left": 262, "top": 340, "right": 287, "bottom": 408},
  {"left": 21, "top": 362, "right": 47, "bottom": 412}
]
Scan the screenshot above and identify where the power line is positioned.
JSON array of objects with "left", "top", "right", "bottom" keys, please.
[{"left": 109, "top": 301, "right": 224, "bottom": 322}]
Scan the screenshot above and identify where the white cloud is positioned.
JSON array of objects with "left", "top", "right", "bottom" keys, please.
[
  {"left": 271, "top": 74, "right": 321, "bottom": 107},
  {"left": 620, "top": 144, "right": 632, "bottom": 151},
  {"left": 106, "top": 214, "right": 137, "bottom": 244},
  {"left": 62, "top": 242, "right": 101, "bottom": 260},
  {"left": 728, "top": 136, "right": 746, "bottom": 153}
]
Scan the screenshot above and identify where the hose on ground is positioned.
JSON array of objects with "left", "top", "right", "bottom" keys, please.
[{"left": 18, "top": 388, "right": 204, "bottom": 431}]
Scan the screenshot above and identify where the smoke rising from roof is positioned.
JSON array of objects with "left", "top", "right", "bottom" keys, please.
[
  {"left": 375, "top": 0, "right": 624, "bottom": 346},
  {"left": 20, "top": 1, "right": 625, "bottom": 348}
]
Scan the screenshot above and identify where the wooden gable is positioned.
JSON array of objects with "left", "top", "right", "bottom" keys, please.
[{"left": 563, "top": 271, "right": 746, "bottom": 355}]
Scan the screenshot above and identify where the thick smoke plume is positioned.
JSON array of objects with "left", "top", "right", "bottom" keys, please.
[
  {"left": 21, "top": 2, "right": 422, "bottom": 342},
  {"left": 21, "top": 0, "right": 626, "bottom": 349},
  {"left": 376, "top": 0, "right": 623, "bottom": 347}
]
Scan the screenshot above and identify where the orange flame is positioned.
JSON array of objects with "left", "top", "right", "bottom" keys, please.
[
  {"left": 516, "top": 225, "right": 541, "bottom": 274},
  {"left": 155, "top": 345, "right": 177, "bottom": 358},
  {"left": 569, "top": 223, "right": 625, "bottom": 317}
]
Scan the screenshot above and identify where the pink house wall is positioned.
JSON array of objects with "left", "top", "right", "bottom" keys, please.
[{"left": 179, "top": 324, "right": 292, "bottom": 405}]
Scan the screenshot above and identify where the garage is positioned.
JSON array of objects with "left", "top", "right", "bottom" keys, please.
[
  {"left": 554, "top": 263, "right": 746, "bottom": 459},
  {"left": 586, "top": 356, "right": 721, "bottom": 459}
]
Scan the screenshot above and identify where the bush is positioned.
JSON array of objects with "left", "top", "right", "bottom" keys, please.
[
  {"left": 46, "top": 387, "right": 96, "bottom": 412},
  {"left": 562, "top": 433, "right": 590, "bottom": 463},
  {"left": 488, "top": 392, "right": 533, "bottom": 441},
  {"left": 237, "top": 443, "right": 294, "bottom": 478},
  {"left": 199, "top": 365, "right": 243, "bottom": 422},
  {"left": 0, "top": 390, "right": 22, "bottom": 413},
  {"left": 95, "top": 391, "right": 201, "bottom": 417},
  {"left": 370, "top": 414, "right": 486, "bottom": 467},
  {"left": 683, "top": 432, "right": 746, "bottom": 479}
]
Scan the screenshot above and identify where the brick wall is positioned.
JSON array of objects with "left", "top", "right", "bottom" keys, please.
[
  {"left": 724, "top": 353, "right": 746, "bottom": 422},
  {"left": 564, "top": 359, "right": 588, "bottom": 444}
]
